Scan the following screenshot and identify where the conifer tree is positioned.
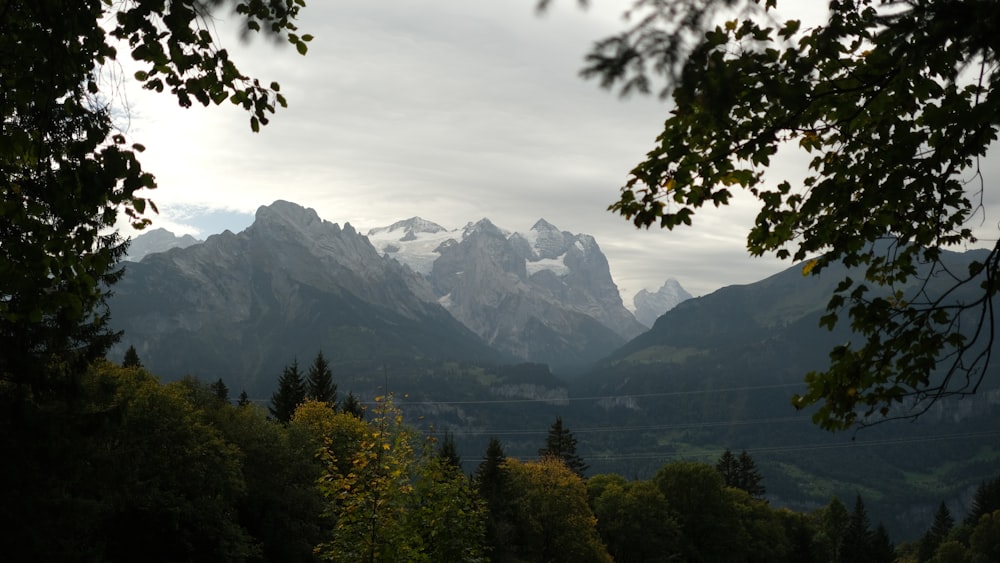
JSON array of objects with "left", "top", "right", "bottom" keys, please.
[
  {"left": 121, "top": 345, "right": 143, "bottom": 369},
  {"left": 210, "top": 378, "right": 229, "bottom": 403},
  {"left": 340, "top": 391, "right": 364, "bottom": 419},
  {"left": 715, "top": 449, "right": 765, "bottom": 498},
  {"left": 840, "top": 494, "right": 875, "bottom": 563},
  {"left": 966, "top": 474, "right": 1000, "bottom": 526},
  {"left": 871, "top": 524, "right": 896, "bottom": 563},
  {"left": 237, "top": 390, "right": 251, "bottom": 408},
  {"left": 538, "top": 416, "right": 588, "bottom": 477},
  {"left": 269, "top": 359, "right": 306, "bottom": 423},
  {"left": 919, "top": 501, "right": 954, "bottom": 561},
  {"left": 476, "top": 437, "right": 513, "bottom": 561},
  {"left": 736, "top": 450, "right": 765, "bottom": 498},
  {"left": 306, "top": 351, "right": 337, "bottom": 407},
  {"left": 716, "top": 449, "right": 739, "bottom": 486}
]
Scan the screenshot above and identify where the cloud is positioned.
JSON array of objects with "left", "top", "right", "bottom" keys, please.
[{"left": 116, "top": 0, "right": 1000, "bottom": 304}]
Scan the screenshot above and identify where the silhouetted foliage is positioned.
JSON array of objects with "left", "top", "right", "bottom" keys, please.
[
  {"left": 122, "top": 345, "right": 143, "bottom": 369},
  {"left": 270, "top": 359, "right": 306, "bottom": 423},
  {"left": 340, "top": 391, "right": 364, "bottom": 419},
  {"left": 538, "top": 416, "right": 588, "bottom": 477},
  {"left": 306, "top": 351, "right": 336, "bottom": 407}
]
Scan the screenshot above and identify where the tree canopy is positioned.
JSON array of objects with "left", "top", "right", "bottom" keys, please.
[{"left": 571, "top": 0, "right": 1000, "bottom": 429}]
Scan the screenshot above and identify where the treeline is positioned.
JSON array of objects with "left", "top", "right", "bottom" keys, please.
[{"left": 3, "top": 355, "right": 999, "bottom": 562}]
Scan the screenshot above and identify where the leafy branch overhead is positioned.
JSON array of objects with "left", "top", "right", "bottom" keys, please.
[
  {"left": 571, "top": 0, "right": 1000, "bottom": 429},
  {"left": 113, "top": 0, "right": 311, "bottom": 132},
  {"left": 0, "top": 0, "right": 308, "bottom": 393}
]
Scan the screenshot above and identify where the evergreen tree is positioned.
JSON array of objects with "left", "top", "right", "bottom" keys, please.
[
  {"left": 121, "top": 345, "right": 143, "bottom": 369},
  {"left": 237, "top": 390, "right": 251, "bottom": 408},
  {"left": 840, "top": 494, "right": 875, "bottom": 563},
  {"left": 716, "top": 449, "right": 739, "bottom": 486},
  {"left": 871, "top": 524, "right": 896, "bottom": 563},
  {"left": 920, "top": 502, "right": 955, "bottom": 561},
  {"left": 476, "top": 437, "right": 512, "bottom": 561},
  {"left": 306, "top": 351, "right": 337, "bottom": 407},
  {"left": 736, "top": 450, "right": 765, "bottom": 498},
  {"left": 210, "top": 378, "right": 229, "bottom": 403},
  {"left": 716, "top": 449, "right": 766, "bottom": 498},
  {"left": 269, "top": 359, "right": 306, "bottom": 423},
  {"left": 538, "top": 416, "right": 588, "bottom": 477},
  {"left": 966, "top": 475, "right": 1000, "bottom": 526},
  {"left": 340, "top": 391, "right": 364, "bottom": 419},
  {"left": 437, "top": 430, "right": 461, "bottom": 470}
]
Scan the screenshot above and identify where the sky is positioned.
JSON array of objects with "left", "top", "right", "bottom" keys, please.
[{"left": 112, "top": 0, "right": 999, "bottom": 302}]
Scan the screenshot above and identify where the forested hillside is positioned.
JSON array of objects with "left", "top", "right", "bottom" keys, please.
[{"left": 5, "top": 358, "right": 998, "bottom": 562}]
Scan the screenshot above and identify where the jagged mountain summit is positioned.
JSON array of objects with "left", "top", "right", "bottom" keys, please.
[
  {"left": 633, "top": 278, "right": 693, "bottom": 328},
  {"left": 367, "top": 216, "right": 646, "bottom": 371},
  {"left": 108, "top": 201, "right": 507, "bottom": 395},
  {"left": 125, "top": 227, "right": 200, "bottom": 262}
]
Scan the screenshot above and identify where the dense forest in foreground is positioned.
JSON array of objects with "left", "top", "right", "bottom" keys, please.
[{"left": 3, "top": 358, "right": 998, "bottom": 563}]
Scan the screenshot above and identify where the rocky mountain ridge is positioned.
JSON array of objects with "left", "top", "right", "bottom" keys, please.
[
  {"left": 109, "top": 201, "right": 506, "bottom": 394},
  {"left": 367, "top": 215, "right": 648, "bottom": 370}
]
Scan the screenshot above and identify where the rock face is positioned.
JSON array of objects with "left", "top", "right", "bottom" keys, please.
[
  {"left": 125, "top": 228, "right": 200, "bottom": 262},
  {"left": 367, "top": 217, "right": 646, "bottom": 371},
  {"left": 633, "top": 278, "right": 693, "bottom": 328},
  {"left": 108, "top": 201, "right": 506, "bottom": 395}
]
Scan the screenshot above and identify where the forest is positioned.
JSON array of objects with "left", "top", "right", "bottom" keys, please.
[{"left": 3, "top": 350, "right": 998, "bottom": 563}]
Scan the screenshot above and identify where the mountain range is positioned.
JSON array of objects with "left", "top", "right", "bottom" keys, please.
[
  {"left": 111, "top": 200, "right": 1000, "bottom": 539},
  {"left": 120, "top": 202, "right": 684, "bottom": 378}
]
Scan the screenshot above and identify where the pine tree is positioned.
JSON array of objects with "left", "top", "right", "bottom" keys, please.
[
  {"left": 121, "top": 345, "right": 143, "bottom": 369},
  {"left": 840, "top": 494, "right": 875, "bottom": 563},
  {"left": 341, "top": 391, "right": 364, "bottom": 419},
  {"left": 716, "top": 449, "right": 739, "bottom": 486},
  {"left": 538, "top": 416, "right": 588, "bottom": 477},
  {"left": 210, "top": 378, "right": 229, "bottom": 403},
  {"left": 306, "top": 351, "right": 337, "bottom": 407},
  {"left": 475, "top": 437, "right": 512, "bottom": 561},
  {"left": 237, "top": 390, "right": 251, "bottom": 408},
  {"left": 715, "top": 449, "right": 765, "bottom": 498},
  {"left": 269, "top": 359, "right": 306, "bottom": 423},
  {"left": 736, "top": 450, "right": 766, "bottom": 498},
  {"left": 437, "top": 430, "right": 461, "bottom": 470},
  {"left": 966, "top": 474, "right": 1000, "bottom": 526},
  {"left": 870, "top": 524, "right": 896, "bottom": 563}
]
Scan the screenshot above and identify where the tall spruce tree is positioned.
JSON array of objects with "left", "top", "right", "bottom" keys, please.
[
  {"left": 966, "top": 474, "right": 1000, "bottom": 526},
  {"left": 210, "top": 378, "right": 229, "bottom": 403},
  {"left": 121, "top": 345, "right": 143, "bottom": 369},
  {"left": 306, "top": 351, "right": 336, "bottom": 407},
  {"left": 237, "top": 390, "right": 251, "bottom": 408},
  {"left": 538, "top": 416, "right": 588, "bottom": 477},
  {"left": 269, "top": 359, "right": 306, "bottom": 423},
  {"left": 840, "top": 495, "right": 875, "bottom": 563},
  {"left": 341, "top": 391, "right": 364, "bottom": 419},
  {"left": 715, "top": 449, "right": 765, "bottom": 498},
  {"left": 919, "top": 502, "right": 955, "bottom": 561},
  {"left": 736, "top": 450, "right": 765, "bottom": 498},
  {"left": 871, "top": 524, "right": 896, "bottom": 563}
]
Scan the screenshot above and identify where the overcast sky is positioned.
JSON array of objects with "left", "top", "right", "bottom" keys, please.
[{"left": 114, "top": 0, "right": 998, "bottom": 302}]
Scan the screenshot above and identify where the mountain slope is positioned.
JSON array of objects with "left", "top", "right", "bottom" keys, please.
[
  {"left": 570, "top": 250, "right": 1000, "bottom": 538},
  {"left": 109, "top": 201, "right": 508, "bottom": 396}
]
